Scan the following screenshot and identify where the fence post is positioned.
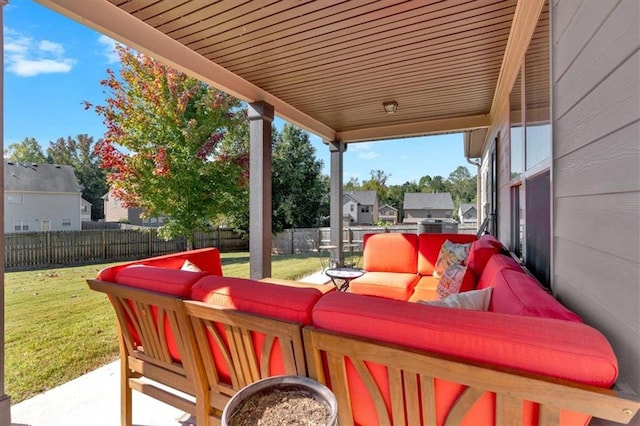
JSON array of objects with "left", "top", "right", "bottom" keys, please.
[
  {"left": 290, "top": 229, "right": 294, "bottom": 254},
  {"left": 216, "top": 226, "right": 221, "bottom": 249},
  {"left": 148, "top": 230, "right": 152, "bottom": 256},
  {"left": 46, "top": 232, "right": 51, "bottom": 265},
  {"left": 102, "top": 230, "right": 107, "bottom": 261}
]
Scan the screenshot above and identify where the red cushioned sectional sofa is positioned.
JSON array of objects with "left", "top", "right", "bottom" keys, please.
[{"left": 89, "top": 239, "right": 639, "bottom": 426}]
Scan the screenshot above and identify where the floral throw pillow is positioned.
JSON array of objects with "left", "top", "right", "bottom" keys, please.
[
  {"left": 436, "top": 263, "right": 468, "bottom": 299},
  {"left": 433, "top": 240, "right": 471, "bottom": 278}
]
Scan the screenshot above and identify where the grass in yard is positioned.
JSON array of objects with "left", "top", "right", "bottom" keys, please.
[{"left": 5, "top": 251, "right": 325, "bottom": 404}]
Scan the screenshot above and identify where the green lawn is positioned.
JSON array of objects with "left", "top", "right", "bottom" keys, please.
[{"left": 5, "top": 251, "right": 324, "bottom": 403}]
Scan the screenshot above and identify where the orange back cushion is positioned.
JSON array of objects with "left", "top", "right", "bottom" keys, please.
[{"left": 362, "top": 233, "right": 418, "bottom": 273}]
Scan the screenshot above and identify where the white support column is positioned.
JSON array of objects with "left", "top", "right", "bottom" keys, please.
[
  {"left": 0, "top": 1, "right": 11, "bottom": 425},
  {"left": 329, "top": 141, "right": 346, "bottom": 267},
  {"left": 248, "top": 101, "right": 274, "bottom": 280}
]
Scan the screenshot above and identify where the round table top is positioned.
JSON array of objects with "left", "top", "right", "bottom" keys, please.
[{"left": 325, "top": 268, "right": 364, "bottom": 279}]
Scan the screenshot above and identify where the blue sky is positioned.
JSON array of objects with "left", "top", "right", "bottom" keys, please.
[{"left": 4, "top": 1, "right": 473, "bottom": 185}]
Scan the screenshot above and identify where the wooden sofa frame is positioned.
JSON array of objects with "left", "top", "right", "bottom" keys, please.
[
  {"left": 88, "top": 279, "right": 308, "bottom": 426},
  {"left": 302, "top": 327, "right": 639, "bottom": 426},
  {"left": 89, "top": 278, "right": 640, "bottom": 426}
]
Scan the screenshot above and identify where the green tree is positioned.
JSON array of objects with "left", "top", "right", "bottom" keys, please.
[
  {"left": 344, "top": 177, "right": 361, "bottom": 191},
  {"left": 85, "top": 45, "right": 246, "bottom": 244},
  {"left": 272, "top": 124, "right": 327, "bottom": 232},
  {"left": 4, "top": 137, "right": 47, "bottom": 163},
  {"left": 428, "top": 175, "right": 447, "bottom": 193},
  {"left": 47, "top": 134, "right": 108, "bottom": 220},
  {"left": 222, "top": 124, "right": 328, "bottom": 234},
  {"left": 445, "top": 165, "right": 477, "bottom": 219}
]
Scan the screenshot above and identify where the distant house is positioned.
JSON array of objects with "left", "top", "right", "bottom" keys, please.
[
  {"left": 403, "top": 192, "right": 454, "bottom": 223},
  {"left": 4, "top": 161, "right": 83, "bottom": 233},
  {"left": 102, "top": 188, "right": 165, "bottom": 227},
  {"left": 81, "top": 198, "right": 93, "bottom": 222},
  {"left": 458, "top": 203, "right": 477, "bottom": 228},
  {"left": 378, "top": 204, "right": 398, "bottom": 225},
  {"left": 343, "top": 190, "right": 379, "bottom": 225}
]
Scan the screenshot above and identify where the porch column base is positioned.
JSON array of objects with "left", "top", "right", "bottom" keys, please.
[{"left": 0, "top": 394, "right": 11, "bottom": 425}]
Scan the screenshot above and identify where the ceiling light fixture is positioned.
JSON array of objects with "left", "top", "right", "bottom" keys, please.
[{"left": 383, "top": 101, "right": 398, "bottom": 114}]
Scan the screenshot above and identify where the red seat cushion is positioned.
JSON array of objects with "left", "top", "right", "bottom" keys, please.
[
  {"left": 190, "top": 275, "right": 323, "bottom": 385},
  {"left": 191, "top": 275, "right": 322, "bottom": 324},
  {"left": 349, "top": 272, "right": 419, "bottom": 301},
  {"left": 361, "top": 233, "right": 418, "bottom": 274},
  {"left": 115, "top": 265, "right": 208, "bottom": 297},
  {"left": 417, "top": 233, "right": 477, "bottom": 276},
  {"left": 409, "top": 275, "right": 440, "bottom": 302},
  {"left": 466, "top": 234, "right": 503, "bottom": 278},
  {"left": 490, "top": 269, "right": 583, "bottom": 322},
  {"left": 312, "top": 292, "right": 616, "bottom": 387}
]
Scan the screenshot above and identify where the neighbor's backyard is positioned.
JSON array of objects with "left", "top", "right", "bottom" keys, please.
[{"left": 5, "top": 251, "right": 325, "bottom": 403}]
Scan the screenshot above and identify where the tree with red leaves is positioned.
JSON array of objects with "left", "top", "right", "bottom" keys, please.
[{"left": 85, "top": 45, "right": 247, "bottom": 244}]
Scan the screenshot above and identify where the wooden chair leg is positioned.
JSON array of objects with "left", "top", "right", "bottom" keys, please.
[{"left": 118, "top": 334, "right": 133, "bottom": 426}]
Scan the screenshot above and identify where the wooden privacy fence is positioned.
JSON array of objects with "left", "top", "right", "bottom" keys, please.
[
  {"left": 5, "top": 228, "right": 248, "bottom": 270},
  {"left": 6, "top": 224, "right": 477, "bottom": 269},
  {"left": 273, "top": 225, "right": 421, "bottom": 255}
]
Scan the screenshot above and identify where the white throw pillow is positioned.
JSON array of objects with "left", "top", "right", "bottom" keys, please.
[
  {"left": 181, "top": 259, "right": 202, "bottom": 272},
  {"left": 422, "top": 287, "right": 492, "bottom": 311}
]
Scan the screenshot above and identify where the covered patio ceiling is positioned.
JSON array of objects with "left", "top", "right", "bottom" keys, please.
[{"left": 35, "top": 0, "right": 539, "bottom": 156}]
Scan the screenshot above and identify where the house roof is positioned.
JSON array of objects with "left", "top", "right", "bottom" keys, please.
[
  {"left": 459, "top": 203, "right": 477, "bottom": 214},
  {"left": 344, "top": 190, "right": 377, "bottom": 206},
  {"left": 403, "top": 192, "right": 454, "bottom": 210},
  {"left": 378, "top": 204, "right": 398, "bottom": 212},
  {"left": 4, "top": 161, "right": 82, "bottom": 193},
  {"left": 35, "top": 0, "right": 544, "bottom": 152}
]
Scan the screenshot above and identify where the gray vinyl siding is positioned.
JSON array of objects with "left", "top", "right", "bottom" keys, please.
[
  {"left": 552, "top": 0, "right": 639, "bottom": 397},
  {"left": 4, "top": 192, "right": 81, "bottom": 232}
]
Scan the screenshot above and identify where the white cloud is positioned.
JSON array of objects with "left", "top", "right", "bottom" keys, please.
[
  {"left": 350, "top": 143, "right": 380, "bottom": 160},
  {"left": 359, "top": 150, "right": 380, "bottom": 160},
  {"left": 98, "top": 35, "right": 120, "bottom": 63},
  {"left": 5, "top": 29, "right": 75, "bottom": 77},
  {"left": 38, "top": 40, "right": 64, "bottom": 56}
]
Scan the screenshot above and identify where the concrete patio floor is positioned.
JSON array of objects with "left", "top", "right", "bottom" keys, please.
[{"left": 11, "top": 359, "right": 195, "bottom": 426}]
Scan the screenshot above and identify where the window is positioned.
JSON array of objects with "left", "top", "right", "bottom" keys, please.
[
  {"left": 509, "top": 2, "right": 551, "bottom": 287},
  {"left": 510, "top": 71, "right": 524, "bottom": 180},
  {"left": 350, "top": 205, "right": 354, "bottom": 212},
  {"left": 8, "top": 194, "right": 23, "bottom": 204},
  {"left": 427, "top": 211, "right": 432, "bottom": 218},
  {"left": 62, "top": 218, "right": 72, "bottom": 227},
  {"left": 14, "top": 220, "right": 29, "bottom": 232}
]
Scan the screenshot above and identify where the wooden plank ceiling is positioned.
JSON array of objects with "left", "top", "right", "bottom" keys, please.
[{"left": 45, "top": 0, "right": 519, "bottom": 143}]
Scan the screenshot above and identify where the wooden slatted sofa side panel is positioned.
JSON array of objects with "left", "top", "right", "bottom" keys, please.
[
  {"left": 183, "top": 300, "right": 309, "bottom": 416},
  {"left": 304, "top": 290, "right": 639, "bottom": 426},
  {"left": 302, "top": 326, "right": 640, "bottom": 426},
  {"left": 87, "top": 278, "right": 210, "bottom": 426},
  {"left": 184, "top": 274, "right": 325, "bottom": 420}
]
